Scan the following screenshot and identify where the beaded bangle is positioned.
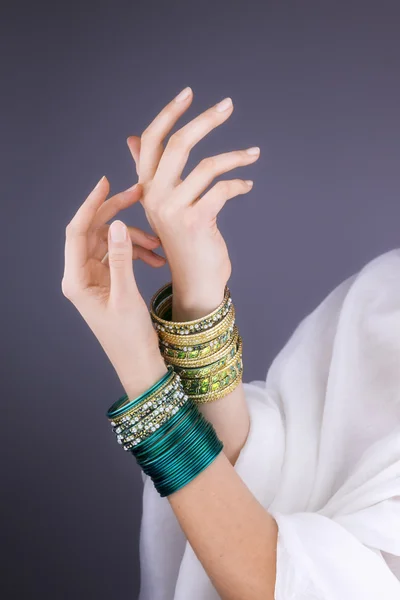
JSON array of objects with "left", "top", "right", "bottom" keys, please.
[
  {"left": 150, "top": 282, "right": 231, "bottom": 336},
  {"left": 107, "top": 365, "right": 174, "bottom": 421},
  {"left": 159, "top": 315, "right": 235, "bottom": 361},
  {"left": 156, "top": 304, "right": 235, "bottom": 347},
  {"left": 182, "top": 344, "right": 243, "bottom": 400},
  {"left": 149, "top": 282, "right": 243, "bottom": 404},
  {"left": 164, "top": 325, "right": 238, "bottom": 369},
  {"left": 174, "top": 334, "right": 242, "bottom": 379},
  {"left": 107, "top": 370, "right": 223, "bottom": 497},
  {"left": 189, "top": 356, "right": 243, "bottom": 403}
]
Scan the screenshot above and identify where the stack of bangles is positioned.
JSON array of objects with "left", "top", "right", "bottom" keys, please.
[{"left": 106, "top": 282, "right": 243, "bottom": 497}]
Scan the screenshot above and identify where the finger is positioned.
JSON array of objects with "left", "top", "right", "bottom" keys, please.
[
  {"left": 154, "top": 96, "right": 234, "bottom": 187},
  {"left": 175, "top": 147, "right": 260, "bottom": 207},
  {"left": 108, "top": 220, "right": 138, "bottom": 301},
  {"left": 197, "top": 178, "right": 254, "bottom": 218},
  {"left": 134, "top": 86, "right": 194, "bottom": 182},
  {"left": 98, "top": 224, "right": 160, "bottom": 250},
  {"left": 92, "top": 182, "right": 143, "bottom": 228},
  {"left": 64, "top": 175, "right": 109, "bottom": 274},
  {"left": 132, "top": 245, "right": 167, "bottom": 268},
  {"left": 101, "top": 245, "right": 166, "bottom": 268},
  {"left": 126, "top": 136, "right": 141, "bottom": 177}
]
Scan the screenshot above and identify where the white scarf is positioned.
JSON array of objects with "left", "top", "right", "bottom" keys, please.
[{"left": 138, "top": 249, "right": 400, "bottom": 599}]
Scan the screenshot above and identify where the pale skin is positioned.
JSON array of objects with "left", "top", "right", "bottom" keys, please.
[{"left": 62, "top": 88, "right": 278, "bottom": 599}]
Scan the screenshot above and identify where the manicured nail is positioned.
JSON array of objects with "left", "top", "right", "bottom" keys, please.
[
  {"left": 175, "top": 87, "right": 192, "bottom": 102},
  {"left": 94, "top": 175, "right": 106, "bottom": 189},
  {"left": 246, "top": 147, "right": 260, "bottom": 155},
  {"left": 126, "top": 183, "right": 138, "bottom": 191},
  {"left": 215, "top": 97, "right": 233, "bottom": 112},
  {"left": 245, "top": 180, "right": 254, "bottom": 187},
  {"left": 110, "top": 220, "right": 127, "bottom": 242}
]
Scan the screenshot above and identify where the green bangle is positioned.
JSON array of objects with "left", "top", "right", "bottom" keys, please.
[{"left": 106, "top": 365, "right": 174, "bottom": 420}]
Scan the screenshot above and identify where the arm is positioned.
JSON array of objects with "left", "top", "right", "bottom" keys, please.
[
  {"left": 127, "top": 88, "right": 258, "bottom": 464},
  {"left": 62, "top": 89, "right": 278, "bottom": 600},
  {"left": 172, "top": 297, "right": 250, "bottom": 465},
  {"left": 125, "top": 87, "right": 278, "bottom": 597}
]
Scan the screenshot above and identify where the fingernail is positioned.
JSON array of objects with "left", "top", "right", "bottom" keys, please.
[
  {"left": 126, "top": 183, "right": 138, "bottom": 191},
  {"left": 110, "top": 220, "right": 127, "bottom": 242},
  {"left": 215, "top": 97, "right": 233, "bottom": 112},
  {"left": 95, "top": 175, "right": 106, "bottom": 189},
  {"left": 154, "top": 254, "right": 166, "bottom": 262},
  {"left": 175, "top": 86, "right": 192, "bottom": 102},
  {"left": 245, "top": 180, "right": 254, "bottom": 187},
  {"left": 246, "top": 147, "right": 260, "bottom": 155},
  {"left": 146, "top": 232, "right": 160, "bottom": 243}
]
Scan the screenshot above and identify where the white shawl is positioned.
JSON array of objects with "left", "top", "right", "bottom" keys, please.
[{"left": 138, "top": 249, "right": 400, "bottom": 599}]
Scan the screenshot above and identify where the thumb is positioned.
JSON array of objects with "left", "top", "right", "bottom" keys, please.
[{"left": 108, "top": 220, "right": 138, "bottom": 302}]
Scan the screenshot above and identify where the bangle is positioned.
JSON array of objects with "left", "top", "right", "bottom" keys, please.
[
  {"left": 149, "top": 282, "right": 243, "bottom": 403},
  {"left": 107, "top": 365, "right": 174, "bottom": 420},
  {"left": 150, "top": 282, "right": 232, "bottom": 336},
  {"left": 107, "top": 372, "right": 223, "bottom": 496}
]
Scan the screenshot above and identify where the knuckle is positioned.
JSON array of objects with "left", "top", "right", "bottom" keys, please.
[
  {"left": 157, "top": 202, "right": 177, "bottom": 223},
  {"left": 141, "top": 127, "right": 154, "bottom": 142},
  {"left": 182, "top": 210, "right": 197, "bottom": 231},
  {"left": 215, "top": 179, "right": 231, "bottom": 195},
  {"left": 167, "top": 130, "right": 185, "bottom": 149},
  {"left": 200, "top": 156, "right": 216, "bottom": 171},
  {"left": 108, "top": 251, "right": 127, "bottom": 268}
]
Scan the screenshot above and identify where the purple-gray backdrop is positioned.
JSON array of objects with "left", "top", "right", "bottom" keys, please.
[{"left": 2, "top": 1, "right": 400, "bottom": 598}]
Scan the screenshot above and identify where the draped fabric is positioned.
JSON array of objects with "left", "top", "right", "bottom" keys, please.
[{"left": 138, "top": 249, "right": 400, "bottom": 599}]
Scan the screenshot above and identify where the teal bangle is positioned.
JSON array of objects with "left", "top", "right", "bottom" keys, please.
[
  {"left": 107, "top": 364, "right": 223, "bottom": 497},
  {"left": 106, "top": 365, "right": 174, "bottom": 420}
]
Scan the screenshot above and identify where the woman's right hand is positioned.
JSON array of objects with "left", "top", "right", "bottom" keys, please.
[
  {"left": 126, "top": 88, "right": 260, "bottom": 318},
  {"left": 61, "top": 176, "right": 167, "bottom": 399}
]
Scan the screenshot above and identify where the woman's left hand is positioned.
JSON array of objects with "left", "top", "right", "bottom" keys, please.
[{"left": 126, "top": 87, "right": 260, "bottom": 318}]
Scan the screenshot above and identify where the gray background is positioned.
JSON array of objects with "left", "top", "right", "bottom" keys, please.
[{"left": 2, "top": 1, "right": 400, "bottom": 598}]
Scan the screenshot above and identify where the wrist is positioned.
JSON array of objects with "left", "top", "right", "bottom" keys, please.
[
  {"left": 116, "top": 353, "right": 168, "bottom": 400},
  {"left": 171, "top": 283, "right": 225, "bottom": 321}
]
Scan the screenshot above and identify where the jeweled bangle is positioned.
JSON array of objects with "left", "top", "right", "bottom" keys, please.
[
  {"left": 159, "top": 311, "right": 235, "bottom": 360},
  {"left": 111, "top": 370, "right": 182, "bottom": 428},
  {"left": 150, "top": 281, "right": 231, "bottom": 336},
  {"left": 181, "top": 342, "right": 243, "bottom": 398},
  {"left": 107, "top": 365, "right": 175, "bottom": 421},
  {"left": 165, "top": 325, "right": 238, "bottom": 369},
  {"left": 107, "top": 376, "right": 224, "bottom": 497},
  {"left": 175, "top": 335, "right": 242, "bottom": 380},
  {"left": 188, "top": 353, "right": 243, "bottom": 403},
  {"left": 155, "top": 303, "right": 235, "bottom": 347}
]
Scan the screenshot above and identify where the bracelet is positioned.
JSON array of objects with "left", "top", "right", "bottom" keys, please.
[
  {"left": 150, "top": 282, "right": 231, "bottom": 336},
  {"left": 159, "top": 312, "right": 235, "bottom": 361},
  {"left": 149, "top": 282, "right": 243, "bottom": 404},
  {"left": 107, "top": 365, "right": 174, "bottom": 421},
  {"left": 107, "top": 369, "right": 223, "bottom": 496}
]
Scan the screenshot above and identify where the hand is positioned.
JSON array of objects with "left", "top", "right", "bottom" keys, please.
[
  {"left": 126, "top": 87, "right": 260, "bottom": 318},
  {"left": 61, "top": 176, "right": 167, "bottom": 397}
]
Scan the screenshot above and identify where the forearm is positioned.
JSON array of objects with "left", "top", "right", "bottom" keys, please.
[
  {"left": 172, "top": 288, "right": 250, "bottom": 464},
  {"left": 168, "top": 450, "right": 278, "bottom": 600}
]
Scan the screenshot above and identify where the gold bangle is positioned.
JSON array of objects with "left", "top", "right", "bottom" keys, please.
[
  {"left": 159, "top": 314, "right": 236, "bottom": 362},
  {"left": 164, "top": 325, "right": 238, "bottom": 368},
  {"left": 156, "top": 304, "right": 235, "bottom": 346},
  {"left": 174, "top": 335, "right": 242, "bottom": 379},
  {"left": 150, "top": 281, "right": 231, "bottom": 336},
  {"left": 189, "top": 354, "right": 243, "bottom": 404}
]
